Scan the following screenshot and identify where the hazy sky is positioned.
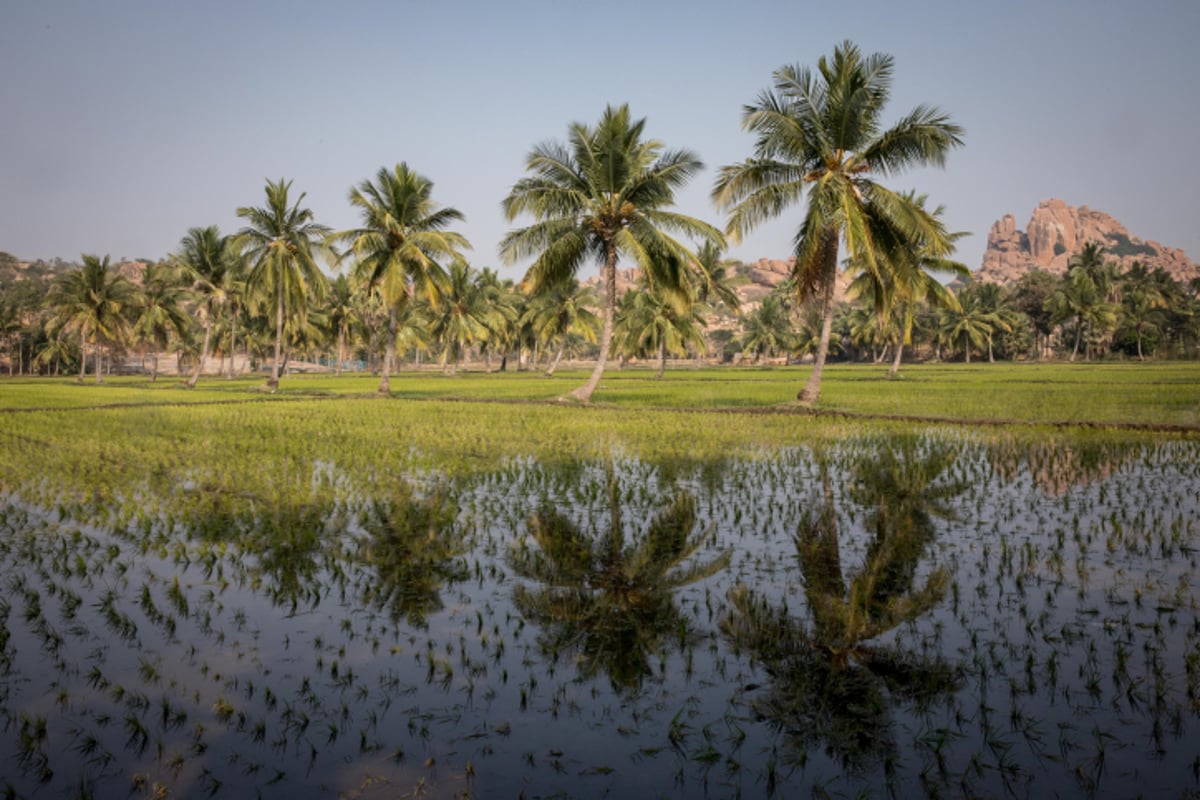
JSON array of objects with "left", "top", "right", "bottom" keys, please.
[{"left": 2, "top": 0, "right": 1197, "bottom": 281}]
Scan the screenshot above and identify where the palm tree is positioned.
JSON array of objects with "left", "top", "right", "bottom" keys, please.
[
  {"left": 691, "top": 241, "right": 742, "bottom": 315},
  {"left": 47, "top": 254, "right": 135, "bottom": 383},
  {"left": 501, "top": 104, "right": 722, "bottom": 403},
  {"left": 739, "top": 295, "right": 794, "bottom": 363},
  {"left": 965, "top": 281, "right": 1021, "bottom": 363},
  {"left": 429, "top": 259, "right": 491, "bottom": 374},
  {"left": 614, "top": 279, "right": 709, "bottom": 378},
  {"left": 714, "top": 41, "right": 964, "bottom": 403},
  {"left": 237, "top": 178, "right": 332, "bottom": 389},
  {"left": 324, "top": 273, "right": 363, "bottom": 375},
  {"left": 174, "top": 226, "right": 235, "bottom": 387},
  {"left": 472, "top": 267, "right": 521, "bottom": 371},
  {"left": 1119, "top": 263, "right": 1167, "bottom": 360},
  {"left": 334, "top": 164, "right": 469, "bottom": 393},
  {"left": 937, "top": 288, "right": 1009, "bottom": 363},
  {"left": 520, "top": 279, "right": 600, "bottom": 376},
  {"left": 131, "top": 261, "right": 190, "bottom": 381},
  {"left": 846, "top": 194, "right": 969, "bottom": 376}
]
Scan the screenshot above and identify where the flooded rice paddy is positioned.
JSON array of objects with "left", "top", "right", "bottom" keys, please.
[{"left": 1, "top": 432, "right": 1199, "bottom": 798}]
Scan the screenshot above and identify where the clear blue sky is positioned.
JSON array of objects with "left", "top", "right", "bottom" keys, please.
[{"left": 2, "top": 0, "right": 1197, "bottom": 281}]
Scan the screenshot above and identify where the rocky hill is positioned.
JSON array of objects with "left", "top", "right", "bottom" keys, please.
[{"left": 978, "top": 199, "right": 1197, "bottom": 285}]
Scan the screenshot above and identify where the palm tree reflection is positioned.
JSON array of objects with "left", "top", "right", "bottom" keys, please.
[
  {"left": 352, "top": 485, "right": 468, "bottom": 628},
  {"left": 510, "top": 467, "right": 729, "bottom": 690},
  {"left": 724, "top": 437, "right": 964, "bottom": 768}
]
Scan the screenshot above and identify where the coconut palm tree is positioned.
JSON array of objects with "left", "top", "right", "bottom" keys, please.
[
  {"left": 691, "top": 241, "right": 743, "bottom": 316},
  {"left": 846, "top": 194, "right": 969, "bottom": 375},
  {"left": 324, "top": 273, "right": 363, "bottom": 375},
  {"left": 1118, "top": 262, "right": 1167, "bottom": 360},
  {"left": 174, "top": 226, "right": 236, "bottom": 387},
  {"left": 739, "top": 295, "right": 794, "bottom": 363},
  {"left": 520, "top": 279, "right": 600, "bottom": 376},
  {"left": 937, "top": 289, "right": 1009, "bottom": 363},
  {"left": 334, "top": 164, "right": 469, "bottom": 393},
  {"left": 964, "top": 281, "right": 1021, "bottom": 363},
  {"left": 131, "top": 261, "right": 191, "bottom": 381},
  {"left": 47, "top": 254, "right": 136, "bottom": 383},
  {"left": 714, "top": 41, "right": 964, "bottom": 403},
  {"left": 501, "top": 104, "right": 723, "bottom": 402},
  {"left": 237, "top": 178, "right": 332, "bottom": 389},
  {"left": 614, "top": 279, "right": 709, "bottom": 378},
  {"left": 428, "top": 259, "right": 491, "bottom": 374},
  {"left": 472, "top": 267, "right": 521, "bottom": 371}
]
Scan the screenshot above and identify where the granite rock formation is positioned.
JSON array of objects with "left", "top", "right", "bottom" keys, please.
[{"left": 979, "top": 199, "right": 1197, "bottom": 285}]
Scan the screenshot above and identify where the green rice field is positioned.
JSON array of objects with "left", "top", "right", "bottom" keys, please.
[{"left": 0, "top": 364, "right": 1197, "bottom": 797}]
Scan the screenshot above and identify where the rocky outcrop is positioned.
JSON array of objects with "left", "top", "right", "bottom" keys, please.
[{"left": 979, "top": 199, "right": 1197, "bottom": 285}]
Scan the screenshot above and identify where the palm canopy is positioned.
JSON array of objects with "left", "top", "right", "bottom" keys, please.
[
  {"left": 714, "top": 41, "right": 963, "bottom": 402},
  {"left": 47, "top": 254, "right": 135, "bottom": 383},
  {"left": 173, "top": 225, "right": 236, "bottom": 386},
  {"left": 501, "top": 103, "right": 722, "bottom": 402},
  {"left": 334, "top": 163, "right": 469, "bottom": 392},
  {"left": 236, "top": 178, "right": 332, "bottom": 388}
]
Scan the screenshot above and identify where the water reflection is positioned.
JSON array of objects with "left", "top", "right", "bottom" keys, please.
[
  {"left": 349, "top": 485, "right": 467, "bottom": 627},
  {"left": 509, "top": 464, "right": 730, "bottom": 690},
  {"left": 723, "top": 438, "right": 964, "bottom": 768}
]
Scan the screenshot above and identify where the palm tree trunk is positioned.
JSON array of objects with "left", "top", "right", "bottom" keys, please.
[
  {"left": 1070, "top": 314, "right": 1082, "bottom": 362},
  {"left": 94, "top": 339, "right": 103, "bottom": 384},
  {"left": 379, "top": 305, "right": 396, "bottom": 393},
  {"left": 987, "top": 335, "right": 995, "bottom": 363},
  {"left": 152, "top": 352, "right": 159, "bottom": 382},
  {"left": 545, "top": 340, "right": 566, "bottom": 376},
  {"left": 227, "top": 304, "right": 237, "bottom": 379},
  {"left": 188, "top": 322, "right": 211, "bottom": 388},
  {"left": 269, "top": 284, "right": 283, "bottom": 389},
  {"left": 963, "top": 331, "right": 971, "bottom": 364},
  {"left": 336, "top": 329, "right": 345, "bottom": 377},
  {"left": 1136, "top": 324, "right": 1145, "bottom": 361},
  {"left": 887, "top": 340, "right": 904, "bottom": 378},
  {"left": 799, "top": 233, "right": 839, "bottom": 404},
  {"left": 570, "top": 244, "right": 617, "bottom": 402},
  {"left": 76, "top": 325, "right": 88, "bottom": 382},
  {"left": 656, "top": 339, "right": 666, "bottom": 379}
]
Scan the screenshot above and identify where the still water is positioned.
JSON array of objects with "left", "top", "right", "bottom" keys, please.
[{"left": 1, "top": 432, "right": 1198, "bottom": 797}]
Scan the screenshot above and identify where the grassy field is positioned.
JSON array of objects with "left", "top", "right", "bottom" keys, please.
[{"left": 0, "top": 362, "right": 1196, "bottom": 427}]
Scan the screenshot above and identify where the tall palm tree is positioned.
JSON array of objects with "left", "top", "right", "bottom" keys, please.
[
  {"left": 334, "top": 164, "right": 469, "bottom": 393},
  {"left": 174, "top": 226, "right": 235, "bottom": 387},
  {"left": 714, "top": 41, "right": 964, "bottom": 403},
  {"left": 501, "top": 104, "right": 722, "bottom": 403},
  {"left": 131, "top": 261, "right": 190, "bottom": 381},
  {"left": 520, "top": 279, "right": 600, "bottom": 376},
  {"left": 237, "top": 178, "right": 332, "bottom": 389},
  {"left": 47, "top": 254, "right": 135, "bottom": 383}
]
